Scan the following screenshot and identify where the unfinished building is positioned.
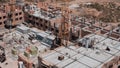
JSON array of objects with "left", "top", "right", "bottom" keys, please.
[
  {"left": 24, "top": 3, "right": 63, "bottom": 33},
  {"left": 0, "top": 0, "right": 120, "bottom": 68},
  {"left": 0, "top": 0, "right": 24, "bottom": 28},
  {"left": 0, "top": 12, "right": 7, "bottom": 28}
]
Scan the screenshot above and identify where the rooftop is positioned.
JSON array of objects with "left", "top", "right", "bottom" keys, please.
[{"left": 39, "top": 34, "right": 120, "bottom": 68}]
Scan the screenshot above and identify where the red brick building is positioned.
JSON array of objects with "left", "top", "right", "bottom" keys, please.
[
  {"left": 0, "top": 12, "right": 7, "bottom": 28},
  {"left": 0, "top": 1, "right": 24, "bottom": 28}
]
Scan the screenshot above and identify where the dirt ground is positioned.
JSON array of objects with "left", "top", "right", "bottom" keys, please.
[{"left": 70, "top": 0, "right": 120, "bottom": 3}]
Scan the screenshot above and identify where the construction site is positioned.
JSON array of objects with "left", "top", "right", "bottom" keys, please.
[{"left": 0, "top": 0, "right": 120, "bottom": 68}]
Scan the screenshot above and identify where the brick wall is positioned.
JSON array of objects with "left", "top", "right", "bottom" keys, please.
[{"left": 0, "top": 12, "right": 7, "bottom": 28}]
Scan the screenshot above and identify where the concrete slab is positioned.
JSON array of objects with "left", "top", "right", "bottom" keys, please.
[
  {"left": 64, "top": 61, "right": 89, "bottom": 68},
  {"left": 78, "top": 56, "right": 101, "bottom": 68}
]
